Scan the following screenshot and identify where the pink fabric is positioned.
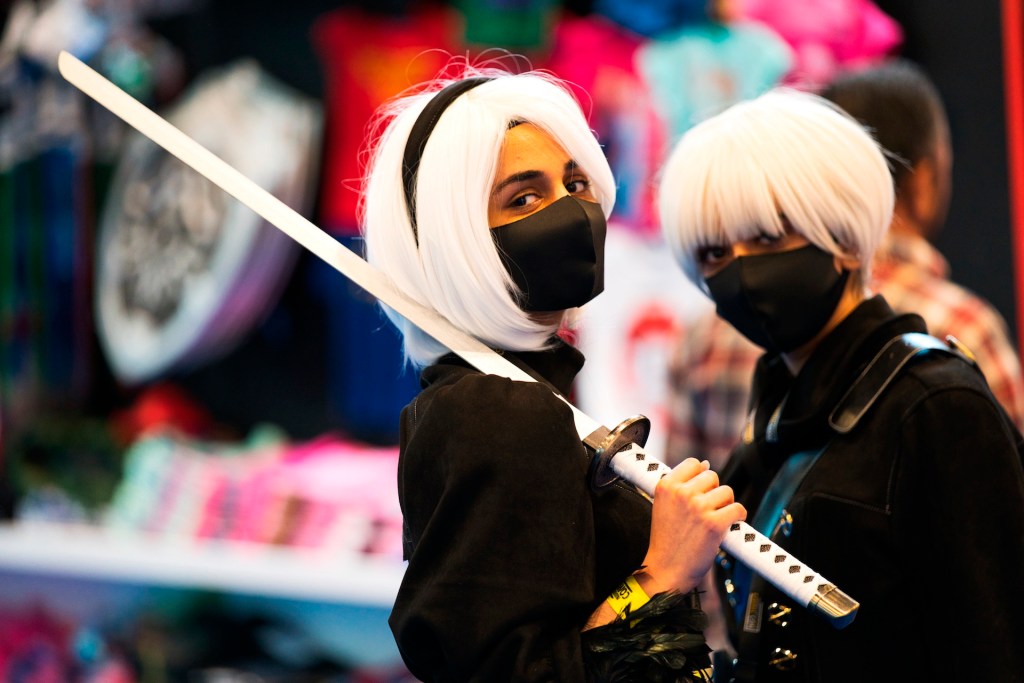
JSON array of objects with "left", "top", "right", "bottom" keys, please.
[
  {"left": 545, "top": 15, "right": 668, "bottom": 231},
  {"left": 109, "top": 432, "right": 403, "bottom": 559},
  {"left": 736, "top": 0, "right": 902, "bottom": 88}
]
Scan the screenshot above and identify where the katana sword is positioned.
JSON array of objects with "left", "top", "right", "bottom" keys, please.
[{"left": 58, "top": 50, "right": 858, "bottom": 628}]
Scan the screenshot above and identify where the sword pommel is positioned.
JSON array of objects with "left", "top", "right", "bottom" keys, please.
[{"left": 808, "top": 583, "right": 860, "bottom": 629}]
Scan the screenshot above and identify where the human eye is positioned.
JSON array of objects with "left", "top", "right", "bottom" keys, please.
[
  {"left": 565, "top": 176, "right": 592, "bottom": 196},
  {"left": 509, "top": 191, "right": 541, "bottom": 209},
  {"left": 696, "top": 244, "right": 731, "bottom": 267},
  {"left": 753, "top": 231, "right": 783, "bottom": 247}
]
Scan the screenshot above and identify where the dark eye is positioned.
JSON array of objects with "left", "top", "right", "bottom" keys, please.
[
  {"left": 754, "top": 232, "right": 783, "bottom": 246},
  {"left": 696, "top": 245, "right": 731, "bottom": 265},
  {"left": 566, "top": 177, "right": 591, "bottom": 194},
  {"left": 509, "top": 192, "right": 540, "bottom": 209}
]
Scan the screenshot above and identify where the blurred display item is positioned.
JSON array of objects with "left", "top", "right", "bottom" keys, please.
[
  {"left": 455, "top": 0, "right": 558, "bottom": 53},
  {"left": 1, "top": 48, "right": 96, "bottom": 432},
  {"left": 311, "top": 4, "right": 459, "bottom": 233},
  {"left": 111, "top": 381, "right": 217, "bottom": 444},
  {"left": 575, "top": 228, "right": 709, "bottom": 460},
  {"left": 0, "top": 0, "right": 187, "bottom": 438},
  {"left": 18, "top": 0, "right": 108, "bottom": 66},
  {"left": 9, "top": 412, "right": 124, "bottom": 523},
  {"left": 592, "top": 0, "right": 708, "bottom": 38},
  {"left": 309, "top": 250, "right": 419, "bottom": 446},
  {"left": 105, "top": 429, "right": 403, "bottom": 560},
  {"left": 737, "top": 0, "right": 902, "bottom": 88},
  {"left": 637, "top": 18, "right": 793, "bottom": 141},
  {"left": 95, "top": 61, "right": 322, "bottom": 384}
]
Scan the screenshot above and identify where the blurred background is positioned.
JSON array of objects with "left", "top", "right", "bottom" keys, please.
[{"left": 0, "top": 0, "right": 1020, "bottom": 680}]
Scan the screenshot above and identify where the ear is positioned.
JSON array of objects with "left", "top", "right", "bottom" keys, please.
[{"left": 834, "top": 252, "right": 862, "bottom": 273}]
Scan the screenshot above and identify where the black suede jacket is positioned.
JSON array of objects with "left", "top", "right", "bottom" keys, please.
[
  {"left": 716, "top": 296, "right": 1024, "bottom": 682},
  {"left": 389, "top": 341, "right": 707, "bottom": 682}
]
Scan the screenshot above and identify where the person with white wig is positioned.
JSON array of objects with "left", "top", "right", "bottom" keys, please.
[
  {"left": 361, "top": 66, "right": 747, "bottom": 682},
  {"left": 658, "top": 89, "right": 1024, "bottom": 682}
]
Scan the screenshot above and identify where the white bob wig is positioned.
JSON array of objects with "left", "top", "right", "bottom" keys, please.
[
  {"left": 658, "top": 89, "right": 894, "bottom": 291},
  {"left": 361, "top": 68, "right": 615, "bottom": 368}
]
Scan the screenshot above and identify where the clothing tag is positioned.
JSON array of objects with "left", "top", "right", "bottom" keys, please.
[{"left": 743, "top": 591, "right": 763, "bottom": 633}]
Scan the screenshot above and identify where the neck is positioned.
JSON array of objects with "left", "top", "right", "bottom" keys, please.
[{"left": 781, "top": 284, "right": 865, "bottom": 375}]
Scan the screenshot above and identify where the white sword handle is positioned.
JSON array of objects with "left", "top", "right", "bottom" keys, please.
[{"left": 606, "top": 441, "right": 859, "bottom": 629}]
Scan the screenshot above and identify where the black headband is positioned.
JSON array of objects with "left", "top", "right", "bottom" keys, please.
[{"left": 402, "top": 76, "right": 494, "bottom": 244}]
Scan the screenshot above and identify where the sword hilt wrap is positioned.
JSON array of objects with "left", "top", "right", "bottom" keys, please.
[{"left": 585, "top": 415, "right": 859, "bottom": 629}]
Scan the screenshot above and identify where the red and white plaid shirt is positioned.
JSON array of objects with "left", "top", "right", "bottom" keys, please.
[{"left": 664, "top": 231, "right": 1024, "bottom": 469}]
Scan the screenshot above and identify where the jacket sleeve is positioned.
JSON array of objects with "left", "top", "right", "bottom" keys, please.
[
  {"left": 390, "top": 374, "right": 601, "bottom": 682},
  {"left": 894, "top": 381, "right": 1024, "bottom": 683}
]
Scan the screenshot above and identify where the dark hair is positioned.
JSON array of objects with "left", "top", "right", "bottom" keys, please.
[{"left": 820, "top": 60, "right": 946, "bottom": 190}]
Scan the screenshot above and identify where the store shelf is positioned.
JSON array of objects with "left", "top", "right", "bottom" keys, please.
[{"left": 0, "top": 521, "right": 405, "bottom": 607}]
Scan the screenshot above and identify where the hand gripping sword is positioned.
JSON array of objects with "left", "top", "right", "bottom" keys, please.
[{"left": 58, "top": 51, "right": 858, "bottom": 628}]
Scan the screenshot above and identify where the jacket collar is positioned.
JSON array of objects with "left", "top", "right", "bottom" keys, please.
[
  {"left": 421, "top": 338, "right": 585, "bottom": 397},
  {"left": 750, "top": 296, "right": 928, "bottom": 451}
]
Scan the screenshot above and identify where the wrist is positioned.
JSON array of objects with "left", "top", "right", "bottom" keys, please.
[
  {"left": 605, "top": 574, "right": 651, "bottom": 620},
  {"left": 631, "top": 569, "right": 668, "bottom": 597}
]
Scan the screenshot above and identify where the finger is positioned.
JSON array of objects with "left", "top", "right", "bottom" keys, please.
[
  {"left": 709, "top": 501, "right": 748, "bottom": 526},
  {"left": 699, "top": 484, "right": 736, "bottom": 510},
  {"left": 680, "top": 468, "right": 721, "bottom": 493},
  {"left": 667, "top": 457, "right": 706, "bottom": 481}
]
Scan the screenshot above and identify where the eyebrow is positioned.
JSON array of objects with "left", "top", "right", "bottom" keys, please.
[{"left": 491, "top": 160, "right": 580, "bottom": 196}]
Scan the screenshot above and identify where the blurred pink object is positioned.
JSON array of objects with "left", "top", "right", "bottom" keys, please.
[{"left": 736, "top": 0, "right": 902, "bottom": 88}]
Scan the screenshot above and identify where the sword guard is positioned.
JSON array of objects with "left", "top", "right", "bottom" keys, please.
[{"left": 587, "top": 415, "right": 652, "bottom": 490}]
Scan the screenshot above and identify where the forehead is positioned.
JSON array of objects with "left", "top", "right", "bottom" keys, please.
[{"left": 495, "top": 123, "right": 571, "bottom": 174}]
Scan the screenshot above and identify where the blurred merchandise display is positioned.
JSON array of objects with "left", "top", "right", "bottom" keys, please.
[
  {"left": 8, "top": 382, "right": 402, "bottom": 560},
  {"left": 0, "top": 0, "right": 186, "bottom": 433},
  {"left": 95, "top": 60, "right": 322, "bottom": 384},
  {"left": 105, "top": 428, "right": 402, "bottom": 560},
  {"left": 455, "top": 0, "right": 559, "bottom": 54},
  {"left": 636, "top": 17, "right": 793, "bottom": 141},
  {"left": 0, "top": 596, "right": 417, "bottom": 681},
  {"left": 735, "top": 0, "right": 902, "bottom": 88},
  {"left": 310, "top": 4, "right": 460, "bottom": 234}
]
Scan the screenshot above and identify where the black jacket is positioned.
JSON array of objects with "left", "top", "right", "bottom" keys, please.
[
  {"left": 390, "top": 341, "right": 708, "bottom": 682},
  {"left": 716, "top": 296, "right": 1024, "bottom": 682}
]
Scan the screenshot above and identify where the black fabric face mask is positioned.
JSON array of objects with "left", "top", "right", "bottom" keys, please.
[
  {"left": 705, "top": 244, "right": 850, "bottom": 354},
  {"left": 490, "top": 195, "right": 607, "bottom": 312}
]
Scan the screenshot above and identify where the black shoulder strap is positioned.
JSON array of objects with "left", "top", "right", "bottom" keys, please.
[{"left": 828, "top": 332, "right": 978, "bottom": 434}]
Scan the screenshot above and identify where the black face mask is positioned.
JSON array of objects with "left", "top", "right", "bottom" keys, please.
[
  {"left": 705, "top": 244, "right": 850, "bottom": 354},
  {"left": 490, "top": 195, "right": 606, "bottom": 312}
]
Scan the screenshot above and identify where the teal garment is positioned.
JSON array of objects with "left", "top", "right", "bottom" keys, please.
[
  {"left": 637, "top": 21, "right": 792, "bottom": 141},
  {"left": 455, "top": 0, "right": 557, "bottom": 51}
]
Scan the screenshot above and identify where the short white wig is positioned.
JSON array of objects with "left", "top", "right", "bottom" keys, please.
[
  {"left": 658, "top": 89, "right": 894, "bottom": 290},
  {"left": 361, "top": 68, "right": 615, "bottom": 367}
]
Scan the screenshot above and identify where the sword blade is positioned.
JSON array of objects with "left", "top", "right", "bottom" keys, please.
[
  {"left": 58, "top": 51, "right": 857, "bottom": 627},
  {"left": 55, "top": 52, "right": 585, "bottom": 420}
]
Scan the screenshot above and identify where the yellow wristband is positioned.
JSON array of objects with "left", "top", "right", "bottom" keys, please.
[{"left": 605, "top": 575, "right": 651, "bottom": 619}]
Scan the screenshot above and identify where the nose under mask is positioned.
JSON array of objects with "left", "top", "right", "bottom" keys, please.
[
  {"left": 705, "top": 244, "right": 850, "bottom": 354},
  {"left": 490, "top": 195, "right": 607, "bottom": 312}
]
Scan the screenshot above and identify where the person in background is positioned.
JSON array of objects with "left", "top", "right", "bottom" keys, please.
[
  {"left": 657, "top": 87, "right": 1024, "bottom": 682},
  {"left": 664, "top": 60, "right": 1024, "bottom": 475},
  {"left": 360, "top": 64, "right": 746, "bottom": 682}
]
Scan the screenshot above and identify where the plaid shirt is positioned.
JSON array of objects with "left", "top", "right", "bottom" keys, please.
[{"left": 665, "top": 232, "right": 1024, "bottom": 469}]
